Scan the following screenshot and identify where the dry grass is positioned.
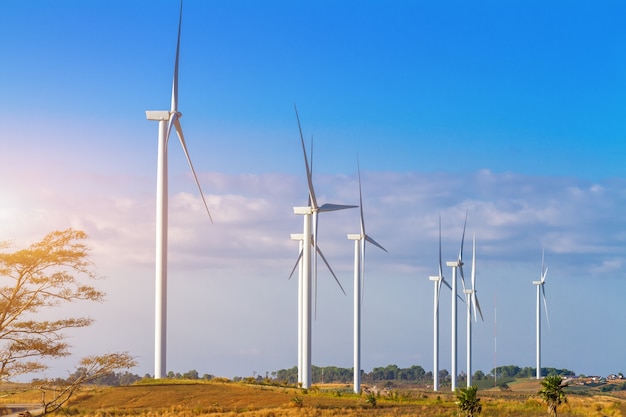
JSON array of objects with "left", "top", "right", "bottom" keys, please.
[
  {"left": 2, "top": 380, "right": 626, "bottom": 417},
  {"left": 63, "top": 382, "right": 460, "bottom": 417},
  {"left": 0, "top": 384, "right": 42, "bottom": 403}
]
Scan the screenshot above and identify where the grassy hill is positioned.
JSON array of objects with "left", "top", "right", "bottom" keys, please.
[{"left": 2, "top": 379, "right": 626, "bottom": 417}]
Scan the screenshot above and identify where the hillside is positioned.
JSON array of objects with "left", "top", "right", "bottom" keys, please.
[{"left": 2, "top": 379, "right": 626, "bottom": 417}]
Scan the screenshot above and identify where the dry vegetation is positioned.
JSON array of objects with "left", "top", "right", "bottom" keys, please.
[{"left": 2, "top": 379, "right": 626, "bottom": 417}]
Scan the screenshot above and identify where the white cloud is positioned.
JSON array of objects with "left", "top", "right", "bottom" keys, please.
[{"left": 1, "top": 166, "right": 625, "bottom": 379}]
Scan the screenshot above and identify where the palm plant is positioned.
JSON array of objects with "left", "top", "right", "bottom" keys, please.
[
  {"left": 456, "top": 385, "right": 482, "bottom": 417},
  {"left": 365, "top": 393, "right": 377, "bottom": 408},
  {"left": 538, "top": 375, "right": 567, "bottom": 417}
]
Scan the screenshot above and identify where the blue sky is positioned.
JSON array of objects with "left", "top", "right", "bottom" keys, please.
[{"left": 1, "top": 0, "right": 626, "bottom": 382}]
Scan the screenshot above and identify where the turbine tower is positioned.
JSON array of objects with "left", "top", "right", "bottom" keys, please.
[
  {"left": 347, "top": 158, "right": 387, "bottom": 394},
  {"left": 446, "top": 211, "right": 467, "bottom": 391},
  {"left": 532, "top": 249, "right": 549, "bottom": 379},
  {"left": 290, "top": 104, "right": 355, "bottom": 388},
  {"left": 145, "top": 1, "right": 212, "bottom": 379},
  {"left": 428, "top": 215, "right": 452, "bottom": 391},
  {"left": 463, "top": 234, "right": 484, "bottom": 387}
]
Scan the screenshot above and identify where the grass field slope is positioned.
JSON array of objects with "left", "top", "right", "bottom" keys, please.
[{"left": 2, "top": 379, "right": 626, "bottom": 417}]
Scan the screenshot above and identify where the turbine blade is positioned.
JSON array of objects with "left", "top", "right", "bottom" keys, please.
[
  {"left": 459, "top": 265, "right": 467, "bottom": 293},
  {"left": 458, "top": 208, "right": 468, "bottom": 262},
  {"left": 435, "top": 279, "right": 443, "bottom": 303},
  {"left": 313, "top": 210, "right": 319, "bottom": 317},
  {"left": 541, "top": 248, "right": 546, "bottom": 282},
  {"left": 316, "top": 245, "right": 346, "bottom": 295},
  {"left": 360, "top": 238, "right": 366, "bottom": 305},
  {"left": 288, "top": 248, "right": 303, "bottom": 280},
  {"left": 294, "top": 104, "right": 317, "bottom": 209},
  {"left": 310, "top": 136, "right": 314, "bottom": 179},
  {"left": 471, "top": 234, "right": 479, "bottom": 320},
  {"left": 318, "top": 203, "right": 358, "bottom": 212},
  {"left": 542, "top": 266, "right": 548, "bottom": 284},
  {"left": 471, "top": 234, "right": 476, "bottom": 290},
  {"left": 542, "top": 284, "right": 550, "bottom": 329},
  {"left": 173, "top": 117, "right": 213, "bottom": 223},
  {"left": 442, "top": 277, "right": 461, "bottom": 303},
  {"left": 438, "top": 214, "right": 443, "bottom": 278},
  {"left": 457, "top": 210, "right": 468, "bottom": 293},
  {"left": 357, "top": 156, "right": 366, "bottom": 236},
  {"left": 474, "top": 293, "right": 484, "bottom": 322},
  {"left": 171, "top": 0, "right": 183, "bottom": 113},
  {"left": 442, "top": 277, "right": 452, "bottom": 291},
  {"left": 365, "top": 234, "right": 388, "bottom": 253}
]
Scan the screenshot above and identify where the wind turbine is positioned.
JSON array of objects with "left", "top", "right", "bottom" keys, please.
[
  {"left": 347, "top": 158, "right": 387, "bottom": 394},
  {"left": 463, "top": 234, "right": 484, "bottom": 387},
  {"left": 428, "top": 215, "right": 452, "bottom": 392},
  {"left": 532, "top": 249, "right": 549, "bottom": 379},
  {"left": 288, "top": 139, "right": 314, "bottom": 385},
  {"left": 289, "top": 138, "right": 348, "bottom": 387},
  {"left": 290, "top": 104, "right": 356, "bottom": 388},
  {"left": 446, "top": 211, "right": 468, "bottom": 391},
  {"left": 145, "top": 1, "right": 212, "bottom": 379}
]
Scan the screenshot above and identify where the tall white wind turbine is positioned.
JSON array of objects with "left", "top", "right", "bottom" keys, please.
[
  {"left": 463, "top": 234, "right": 484, "bottom": 387},
  {"left": 289, "top": 139, "right": 348, "bottom": 386},
  {"left": 446, "top": 211, "right": 468, "bottom": 391},
  {"left": 347, "top": 159, "right": 387, "bottom": 394},
  {"left": 290, "top": 104, "right": 356, "bottom": 389},
  {"left": 145, "top": 2, "right": 212, "bottom": 379},
  {"left": 428, "top": 215, "right": 452, "bottom": 392},
  {"left": 532, "top": 249, "right": 549, "bottom": 379}
]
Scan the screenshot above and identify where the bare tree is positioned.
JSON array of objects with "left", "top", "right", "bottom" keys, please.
[{"left": 39, "top": 353, "right": 136, "bottom": 414}]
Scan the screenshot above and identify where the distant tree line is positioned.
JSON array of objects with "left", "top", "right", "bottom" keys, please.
[
  {"left": 33, "top": 369, "right": 215, "bottom": 386},
  {"left": 489, "top": 365, "right": 575, "bottom": 380},
  {"left": 32, "top": 364, "right": 576, "bottom": 387},
  {"left": 274, "top": 364, "right": 431, "bottom": 385},
  {"left": 164, "top": 370, "right": 215, "bottom": 380},
  {"left": 273, "top": 364, "right": 576, "bottom": 385},
  {"left": 33, "top": 369, "right": 142, "bottom": 387}
]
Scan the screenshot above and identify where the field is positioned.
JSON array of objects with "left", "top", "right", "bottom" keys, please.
[{"left": 2, "top": 379, "right": 626, "bottom": 417}]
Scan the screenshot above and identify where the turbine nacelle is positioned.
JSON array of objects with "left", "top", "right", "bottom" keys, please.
[
  {"left": 294, "top": 207, "right": 314, "bottom": 215},
  {"left": 146, "top": 110, "right": 175, "bottom": 121}
]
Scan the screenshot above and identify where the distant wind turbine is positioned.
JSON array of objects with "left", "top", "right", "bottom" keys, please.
[
  {"left": 532, "top": 249, "right": 550, "bottom": 379},
  {"left": 347, "top": 158, "right": 387, "bottom": 394},
  {"left": 145, "top": 1, "right": 212, "bottom": 379},
  {"left": 446, "top": 210, "right": 468, "bottom": 391},
  {"left": 428, "top": 215, "right": 452, "bottom": 392},
  {"left": 289, "top": 104, "right": 356, "bottom": 388},
  {"left": 463, "top": 234, "right": 484, "bottom": 387}
]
